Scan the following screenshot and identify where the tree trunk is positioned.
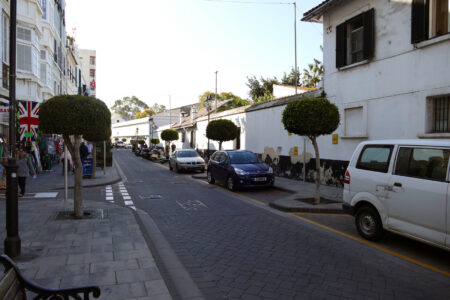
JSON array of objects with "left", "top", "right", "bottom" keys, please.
[
  {"left": 311, "top": 136, "right": 321, "bottom": 204},
  {"left": 64, "top": 134, "right": 83, "bottom": 218},
  {"left": 219, "top": 141, "right": 222, "bottom": 150},
  {"left": 91, "top": 142, "right": 96, "bottom": 178}
]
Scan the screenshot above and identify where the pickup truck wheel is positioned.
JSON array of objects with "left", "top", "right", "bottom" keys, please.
[{"left": 355, "top": 206, "right": 384, "bottom": 241}]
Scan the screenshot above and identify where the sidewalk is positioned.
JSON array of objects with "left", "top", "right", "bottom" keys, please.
[
  {"left": 192, "top": 173, "right": 344, "bottom": 213},
  {"left": 0, "top": 162, "right": 176, "bottom": 299},
  {"left": 269, "top": 176, "right": 344, "bottom": 213},
  {"left": 0, "top": 199, "right": 172, "bottom": 300},
  {"left": 28, "top": 162, "right": 122, "bottom": 192}
]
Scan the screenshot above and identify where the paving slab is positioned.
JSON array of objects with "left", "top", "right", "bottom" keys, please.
[{"left": 0, "top": 199, "right": 173, "bottom": 300}]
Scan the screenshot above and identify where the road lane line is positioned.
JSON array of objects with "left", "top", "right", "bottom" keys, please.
[{"left": 290, "top": 213, "right": 450, "bottom": 277}]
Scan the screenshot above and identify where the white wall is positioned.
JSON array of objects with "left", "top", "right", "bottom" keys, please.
[{"left": 316, "top": 0, "right": 450, "bottom": 161}]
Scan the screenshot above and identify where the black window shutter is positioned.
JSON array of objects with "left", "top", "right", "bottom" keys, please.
[
  {"left": 336, "top": 22, "right": 347, "bottom": 68},
  {"left": 363, "top": 8, "right": 375, "bottom": 60},
  {"left": 411, "top": 0, "right": 428, "bottom": 43}
]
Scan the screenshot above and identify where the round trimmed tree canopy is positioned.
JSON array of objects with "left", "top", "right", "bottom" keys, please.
[
  {"left": 282, "top": 97, "right": 340, "bottom": 137},
  {"left": 39, "top": 95, "right": 111, "bottom": 141}
]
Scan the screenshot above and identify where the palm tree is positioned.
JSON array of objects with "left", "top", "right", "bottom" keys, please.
[{"left": 301, "top": 59, "right": 324, "bottom": 88}]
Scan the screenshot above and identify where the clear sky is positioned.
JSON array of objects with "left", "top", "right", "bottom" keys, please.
[{"left": 65, "top": 0, "right": 324, "bottom": 110}]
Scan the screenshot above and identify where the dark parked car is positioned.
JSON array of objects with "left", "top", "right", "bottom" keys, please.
[
  {"left": 134, "top": 144, "right": 147, "bottom": 156},
  {"left": 207, "top": 150, "right": 274, "bottom": 190}
]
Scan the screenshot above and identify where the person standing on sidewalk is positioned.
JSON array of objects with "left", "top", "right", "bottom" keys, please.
[
  {"left": 80, "top": 142, "right": 89, "bottom": 162},
  {"left": 17, "top": 148, "right": 36, "bottom": 197},
  {"left": 60, "top": 147, "right": 73, "bottom": 175}
]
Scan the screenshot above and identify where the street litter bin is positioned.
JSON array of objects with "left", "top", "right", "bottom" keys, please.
[{"left": 82, "top": 158, "right": 92, "bottom": 177}]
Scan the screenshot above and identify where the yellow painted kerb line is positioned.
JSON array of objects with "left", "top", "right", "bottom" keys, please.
[{"left": 290, "top": 213, "right": 450, "bottom": 277}]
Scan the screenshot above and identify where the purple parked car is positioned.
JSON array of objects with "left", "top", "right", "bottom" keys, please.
[{"left": 207, "top": 150, "right": 274, "bottom": 190}]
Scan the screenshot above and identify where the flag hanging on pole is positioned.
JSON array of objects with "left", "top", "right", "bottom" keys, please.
[{"left": 18, "top": 101, "right": 40, "bottom": 142}]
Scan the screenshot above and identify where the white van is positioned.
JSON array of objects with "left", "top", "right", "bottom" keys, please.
[{"left": 343, "top": 140, "right": 450, "bottom": 251}]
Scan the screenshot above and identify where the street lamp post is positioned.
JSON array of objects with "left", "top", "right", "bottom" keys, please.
[
  {"left": 4, "top": 0, "right": 20, "bottom": 258},
  {"left": 205, "top": 95, "right": 213, "bottom": 161}
]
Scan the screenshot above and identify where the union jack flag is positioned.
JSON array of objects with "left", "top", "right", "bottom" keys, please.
[{"left": 18, "top": 101, "right": 40, "bottom": 142}]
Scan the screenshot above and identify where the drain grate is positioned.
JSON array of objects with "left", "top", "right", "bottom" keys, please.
[{"left": 55, "top": 209, "right": 108, "bottom": 220}]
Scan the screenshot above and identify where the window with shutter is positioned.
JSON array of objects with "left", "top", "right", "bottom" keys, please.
[
  {"left": 412, "top": 0, "right": 450, "bottom": 43},
  {"left": 2, "top": 13, "right": 9, "bottom": 64},
  {"left": 17, "top": 44, "right": 32, "bottom": 72},
  {"left": 17, "top": 27, "right": 31, "bottom": 42},
  {"left": 335, "top": 9, "right": 375, "bottom": 68},
  {"left": 40, "top": 63, "right": 47, "bottom": 84}
]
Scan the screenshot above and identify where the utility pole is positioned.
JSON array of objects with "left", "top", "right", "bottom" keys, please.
[
  {"left": 215, "top": 71, "right": 218, "bottom": 108},
  {"left": 169, "top": 95, "right": 171, "bottom": 128},
  {"left": 294, "top": 2, "right": 298, "bottom": 95},
  {"left": 4, "top": 0, "right": 20, "bottom": 258}
]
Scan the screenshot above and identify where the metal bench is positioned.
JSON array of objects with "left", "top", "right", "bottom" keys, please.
[{"left": 0, "top": 254, "right": 100, "bottom": 300}]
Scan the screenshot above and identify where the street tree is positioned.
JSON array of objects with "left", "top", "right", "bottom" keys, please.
[
  {"left": 246, "top": 76, "right": 279, "bottom": 103},
  {"left": 151, "top": 103, "right": 166, "bottom": 113},
  {"left": 40, "top": 95, "right": 111, "bottom": 218},
  {"left": 83, "top": 99, "right": 111, "bottom": 179},
  {"left": 161, "top": 129, "right": 179, "bottom": 154},
  {"left": 110, "top": 96, "right": 149, "bottom": 120},
  {"left": 198, "top": 91, "right": 250, "bottom": 112},
  {"left": 138, "top": 139, "right": 146, "bottom": 145},
  {"left": 281, "top": 67, "right": 301, "bottom": 86},
  {"left": 151, "top": 137, "right": 160, "bottom": 146},
  {"left": 206, "top": 119, "right": 238, "bottom": 150},
  {"left": 135, "top": 108, "right": 156, "bottom": 119},
  {"left": 282, "top": 96, "right": 340, "bottom": 204},
  {"left": 301, "top": 59, "right": 324, "bottom": 88}
]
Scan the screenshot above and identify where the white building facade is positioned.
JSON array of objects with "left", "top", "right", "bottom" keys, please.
[
  {"left": 78, "top": 48, "right": 96, "bottom": 97},
  {"left": 302, "top": 0, "right": 450, "bottom": 164},
  {"left": 0, "top": 0, "right": 92, "bottom": 140}
]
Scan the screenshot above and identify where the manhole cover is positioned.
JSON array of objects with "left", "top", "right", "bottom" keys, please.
[
  {"left": 55, "top": 209, "right": 108, "bottom": 220},
  {"left": 139, "top": 194, "right": 163, "bottom": 199}
]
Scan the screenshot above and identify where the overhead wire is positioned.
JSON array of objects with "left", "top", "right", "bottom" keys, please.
[{"left": 202, "top": 0, "right": 292, "bottom": 5}]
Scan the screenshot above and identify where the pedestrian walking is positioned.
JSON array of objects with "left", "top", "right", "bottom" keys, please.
[
  {"left": 17, "top": 148, "right": 36, "bottom": 197},
  {"left": 80, "top": 142, "right": 89, "bottom": 162},
  {"left": 60, "top": 148, "right": 73, "bottom": 175},
  {"left": 87, "top": 142, "right": 93, "bottom": 157}
]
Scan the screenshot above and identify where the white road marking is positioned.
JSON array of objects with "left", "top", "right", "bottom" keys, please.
[
  {"left": 123, "top": 196, "right": 131, "bottom": 200},
  {"left": 124, "top": 200, "right": 134, "bottom": 206},
  {"left": 34, "top": 192, "right": 58, "bottom": 198},
  {"left": 106, "top": 197, "right": 114, "bottom": 200}
]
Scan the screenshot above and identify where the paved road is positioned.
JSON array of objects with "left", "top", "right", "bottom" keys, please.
[{"left": 113, "top": 150, "right": 450, "bottom": 300}]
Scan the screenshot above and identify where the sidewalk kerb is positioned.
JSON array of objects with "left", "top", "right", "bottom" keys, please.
[
  {"left": 133, "top": 208, "right": 204, "bottom": 300},
  {"left": 113, "top": 156, "right": 127, "bottom": 183}
]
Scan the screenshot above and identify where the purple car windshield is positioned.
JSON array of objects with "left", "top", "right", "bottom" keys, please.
[{"left": 229, "top": 152, "right": 259, "bottom": 164}]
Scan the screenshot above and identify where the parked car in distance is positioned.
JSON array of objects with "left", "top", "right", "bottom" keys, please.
[
  {"left": 125, "top": 143, "right": 132, "bottom": 149},
  {"left": 343, "top": 140, "right": 450, "bottom": 251},
  {"left": 207, "top": 150, "right": 274, "bottom": 191},
  {"left": 134, "top": 144, "right": 147, "bottom": 156},
  {"left": 115, "top": 141, "right": 124, "bottom": 148},
  {"left": 169, "top": 149, "right": 205, "bottom": 173}
]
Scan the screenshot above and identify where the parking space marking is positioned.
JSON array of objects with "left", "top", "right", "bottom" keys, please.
[{"left": 290, "top": 213, "right": 450, "bottom": 277}]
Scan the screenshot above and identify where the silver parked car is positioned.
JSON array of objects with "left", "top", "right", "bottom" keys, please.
[{"left": 169, "top": 149, "right": 205, "bottom": 173}]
